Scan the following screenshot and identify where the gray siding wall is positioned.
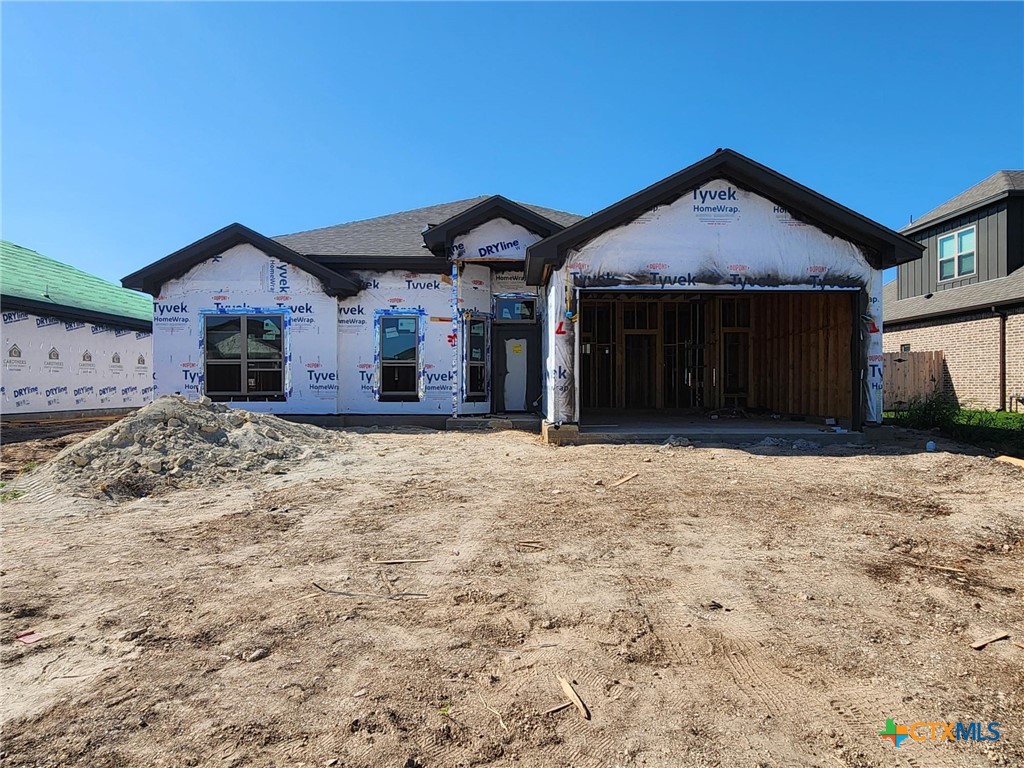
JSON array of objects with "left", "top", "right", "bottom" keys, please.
[
  {"left": 1007, "top": 196, "right": 1023, "bottom": 274},
  {"left": 897, "top": 201, "right": 1009, "bottom": 300}
]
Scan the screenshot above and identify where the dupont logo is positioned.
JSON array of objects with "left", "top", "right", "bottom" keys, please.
[
  {"left": 387, "top": 297, "right": 405, "bottom": 304},
  {"left": 305, "top": 361, "right": 323, "bottom": 369},
  {"left": 566, "top": 262, "right": 586, "bottom": 271},
  {"left": 646, "top": 262, "right": 669, "bottom": 271},
  {"left": 274, "top": 295, "right": 290, "bottom": 302},
  {"left": 212, "top": 295, "right": 229, "bottom": 301}
]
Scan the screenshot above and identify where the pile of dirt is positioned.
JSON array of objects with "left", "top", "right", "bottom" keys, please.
[{"left": 30, "top": 395, "right": 344, "bottom": 498}]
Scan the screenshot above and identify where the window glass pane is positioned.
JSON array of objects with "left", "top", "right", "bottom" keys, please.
[
  {"left": 938, "top": 236, "right": 955, "bottom": 259},
  {"left": 471, "top": 364, "right": 487, "bottom": 393},
  {"left": 958, "top": 252, "right": 975, "bottom": 276},
  {"left": 206, "top": 363, "right": 241, "bottom": 393},
  {"left": 957, "top": 228, "right": 975, "bottom": 254},
  {"left": 206, "top": 316, "right": 242, "bottom": 359},
  {"left": 247, "top": 316, "right": 282, "bottom": 359},
  {"left": 939, "top": 258, "right": 955, "bottom": 280},
  {"left": 380, "top": 316, "right": 418, "bottom": 361},
  {"left": 381, "top": 364, "right": 416, "bottom": 393},
  {"left": 247, "top": 365, "right": 282, "bottom": 393},
  {"left": 495, "top": 298, "right": 536, "bottom": 322},
  {"left": 469, "top": 319, "right": 486, "bottom": 361}
]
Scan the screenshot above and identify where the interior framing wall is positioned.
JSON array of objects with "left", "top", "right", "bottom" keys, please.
[{"left": 749, "top": 292, "right": 854, "bottom": 420}]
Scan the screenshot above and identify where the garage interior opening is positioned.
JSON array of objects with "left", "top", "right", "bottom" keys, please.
[{"left": 578, "top": 292, "right": 856, "bottom": 423}]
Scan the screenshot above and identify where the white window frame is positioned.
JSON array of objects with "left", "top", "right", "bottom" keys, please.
[{"left": 937, "top": 225, "right": 976, "bottom": 282}]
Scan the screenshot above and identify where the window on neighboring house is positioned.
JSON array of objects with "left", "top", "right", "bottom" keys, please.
[
  {"left": 466, "top": 315, "right": 488, "bottom": 400},
  {"left": 379, "top": 315, "right": 419, "bottom": 400},
  {"left": 900, "top": 343, "right": 911, "bottom": 353},
  {"left": 937, "top": 226, "right": 976, "bottom": 281},
  {"left": 205, "top": 314, "right": 284, "bottom": 400}
]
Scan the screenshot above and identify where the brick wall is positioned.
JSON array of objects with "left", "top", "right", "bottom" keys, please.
[
  {"left": 883, "top": 308, "right": 1023, "bottom": 410},
  {"left": 1006, "top": 306, "right": 1024, "bottom": 410}
]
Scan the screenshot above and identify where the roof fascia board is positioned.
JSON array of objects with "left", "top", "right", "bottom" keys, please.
[
  {"left": 122, "top": 223, "right": 361, "bottom": 298},
  {"left": 525, "top": 149, "right": 922, "bottom": 284},
  {"left": 422, "top": 196, "right": 566, "bottom": 258},
  {"left": 0, "top": 295, "right": 153, "bottom": 332},
  {"left": 902, "top": 191, "right": 1018, "bottom": 236}
]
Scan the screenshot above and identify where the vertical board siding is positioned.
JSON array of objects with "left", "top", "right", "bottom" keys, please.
[
  {"left": 882, "top": 350, "right": 944, "bottom": 409},
  {"left": 898, "top": 202, "right": 1009, "bottom": 300},
  {"left": 749, "top": 293, "right": 853, "bottom": 420}
]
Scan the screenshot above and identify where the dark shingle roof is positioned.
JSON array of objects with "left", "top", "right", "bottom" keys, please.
[
  {"left": 2, "top": 240, "right": 152, "bottom": 327},
  {"left": 902, "top": 171, "right": 1024, "bottom": 234},
  {"left": 274, "top": 197, "right": 584, "bottom": 258},
  {"left": 883, "top": 269, "right": 1024, "bottom": 324}
]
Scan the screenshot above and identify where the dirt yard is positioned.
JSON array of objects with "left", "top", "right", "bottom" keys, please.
[{"left": 1, "top": 421, "right": 1022, "bottom": 767}]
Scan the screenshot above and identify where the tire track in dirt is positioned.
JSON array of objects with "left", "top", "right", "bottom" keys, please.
[{"left": 623, "top": 573, "right": 958, "bottom": 768}]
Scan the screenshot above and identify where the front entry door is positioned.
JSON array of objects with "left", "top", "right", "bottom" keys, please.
[{"left": 492, "top": 326, "right": 540, "bottom": 413}]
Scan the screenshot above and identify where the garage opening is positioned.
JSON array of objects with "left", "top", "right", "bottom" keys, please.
[{"left": 579, "top": 292, "right": 856, "bottom": 424}]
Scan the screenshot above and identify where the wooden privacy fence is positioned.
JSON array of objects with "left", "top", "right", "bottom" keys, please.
[{"left": 883, "top": 350, "right": 944, "bottom": 409}]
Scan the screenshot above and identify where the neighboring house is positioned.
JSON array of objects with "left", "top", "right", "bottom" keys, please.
[
  {"left": 123, "top": 149, "right": 922, "bottom": 432},
  {"left": 883, "top": 171, "right": 1024, "bottom": 410},
  {"left": 1, "top": 241, "right": 154, "bottom": 418}
]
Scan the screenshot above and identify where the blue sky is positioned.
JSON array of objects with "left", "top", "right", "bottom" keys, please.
[{"left": 2, "top": 2, "right": 1022, "bottom": 286}]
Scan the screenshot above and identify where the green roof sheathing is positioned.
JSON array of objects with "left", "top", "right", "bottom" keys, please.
[{"left": 1, "top": 241, "right": 152, "bottom": 328}]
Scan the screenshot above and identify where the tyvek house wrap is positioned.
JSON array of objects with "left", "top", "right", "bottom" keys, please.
[
  {"left": 336, "top": 270, "right": 454, "bottom": 415},
  {"left": 152, "top": 243, "right": 340, "bottom": 414},
  {"left": 451, "top": 218, "right": 543, "bottom": 262},
  {"left": 1, "top": 312, "right": 153, "bottom": 414},
  {"left": 453, "top": 262, "right": 491, "bottom": 415},
  {"left": 449, "top": 217, "right": 545, "bottom": 417},
  {"left": 544, "top": 179, "right": 884, "bottom": 424}
]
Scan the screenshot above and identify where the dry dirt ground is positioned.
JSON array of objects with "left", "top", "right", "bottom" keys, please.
[
  {"left": 0, "top": 419, "right": 117, "bottom": 481},
  {"left": 1, "top": 426, "right": 1022, "bottom": 767}
]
